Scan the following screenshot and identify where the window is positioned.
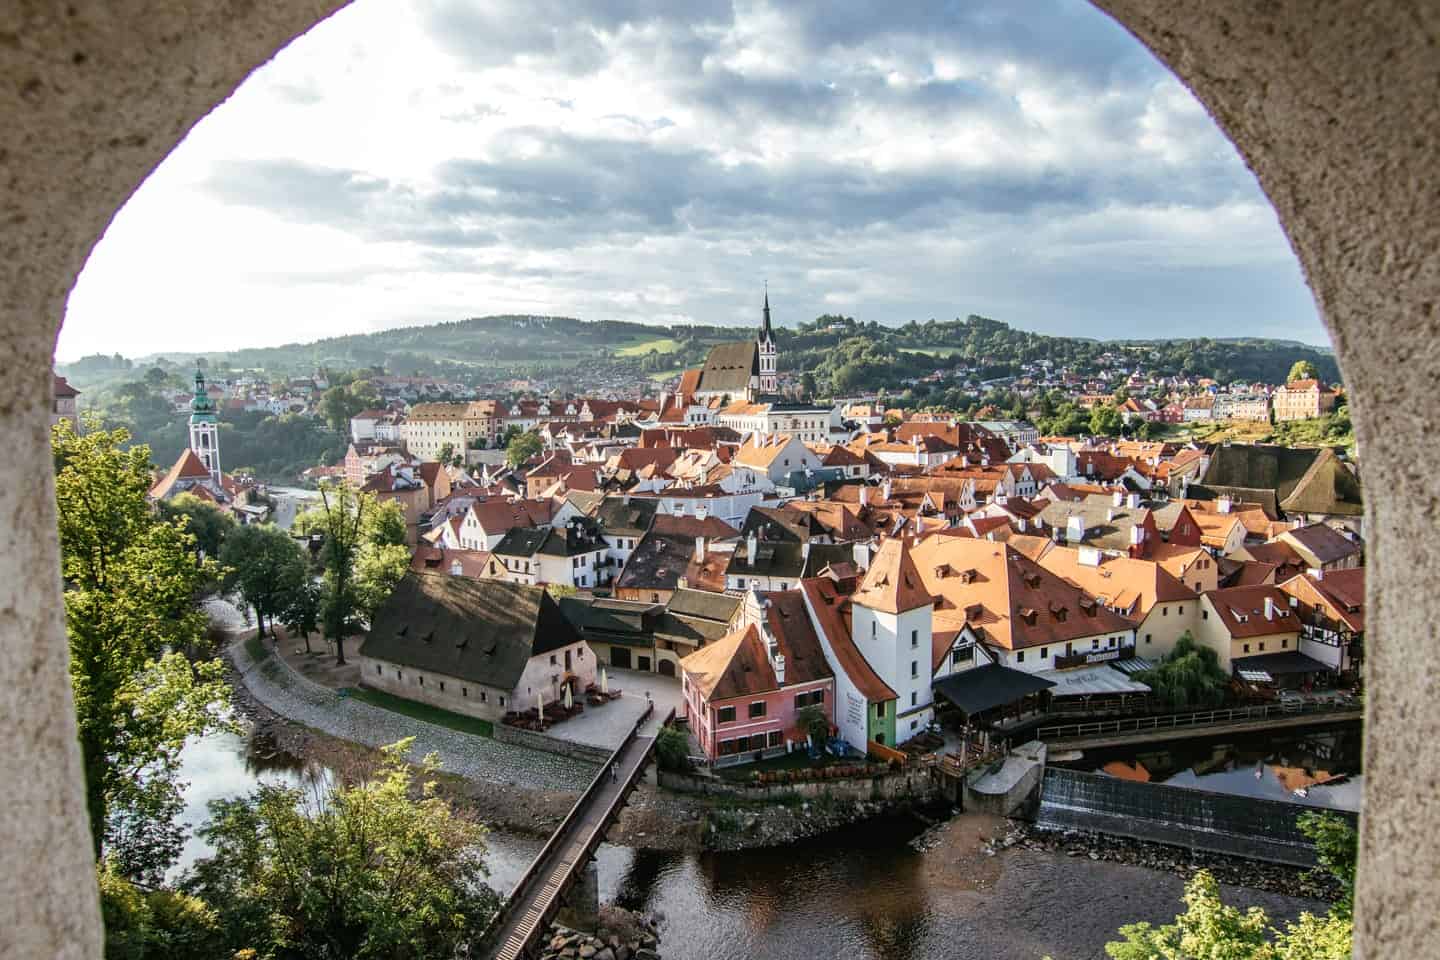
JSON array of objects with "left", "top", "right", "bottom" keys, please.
[
  {"left": 717, "top": 706, "right": 737, "bottom": 724},
  {"left": 462, "top": 687, "right": 467, "bottom": 697},
  {"left": 550, "top": 654, "right": 557, "bottom": 665},
  {"left": 1244, "top": 643, "right": 1251, "bottom": 653},
  {"left": 872, "top": 620, "right": 877, "bottom": 639},
  {"left": 910, "top": 719, "right": 918, "bottom": 730},
  {"left": 911, "top": 629, "right": 918, "bottom": 648},
  {"left": 910, "top": 691, "right": 917, "bottom": 706},
  {"left": 1179, "top": 606, "right": 1184, "bottom": 614},
  {"left": 376, "top": 664, "right": 382, "bottom": 675},
  {"left": 749, "top": 701, "right": 767, "bottom": 719},
  {"left": 439, "top": 681, "right": 445, "bottom": 692},
  {"left": 418, "top": 676, "right": 424, "bottom": 686},
  {"left": 1163, "top": 607, "right": 1168, "bottom": 617},
  {"left": 397, "top": 670, "right": 402, "bottom": 681},
  {"left": 1091, "top": 638, "right": 1099, "bottom": 649},
  {"left": 767, "top": 730, "right": 783, "bottom": 748},
  {"left": 1282, "top": 638, "right": 1289, "bottom": 648},
  {"left": 1259, "top": 642, "right": 1266, "bottom": 652},
  {"left": 481, "top": 691, "right": 488, "bottom": 703},
  {"left": 875, "top": 701, "right": 886, "bottom": 718},
  {"left": 1017, "top": 650, "right": 1025, "bottom": 663},
  {"left": 736, "top": 578, "right": 745, "bottom": 589},
  {"left": 794, "top": 690, "right": 824, "bottom": 709},
  {"left": 1040, "top": 647, "right": 1049, "bottom": 659},
  {"left": 910, "top": 660, "right": 918, "bottom": 678},
  {"left": 952, "top": 646, "right": 973, "bottom": 665},
  {"left": 499, "top": 696, "right": 505, "bottom": 707},
  {"left": 1145, "top": 634, "right": 1152, "bottom": 644},
  {"left": 1109, "top": 636, "right": 1116, "bottom": 648},
  {"left": 1203, "top": 610, "right": 1209, "bottom": 620},
  {"left": 719, "top": 738, "right": 739, "bottom": 756},
  {"left": 875, "top": 732, "right": 885, "bottom": 745}
]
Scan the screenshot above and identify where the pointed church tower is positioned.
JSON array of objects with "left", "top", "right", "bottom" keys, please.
[
  {"left": 757, "top": 288, "right": 778, "bottom": 394},
  {"left": 189, "top": 369, "right": 222, "bottom": 488}
]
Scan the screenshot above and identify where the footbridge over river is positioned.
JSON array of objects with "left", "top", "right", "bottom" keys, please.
[{"left": 480, "top": 704, "right": 668, "bottom": 960}]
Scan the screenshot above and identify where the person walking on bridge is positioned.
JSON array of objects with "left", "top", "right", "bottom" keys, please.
[{"left": 610, "top": 761, "right": 618, "bottom": 784}]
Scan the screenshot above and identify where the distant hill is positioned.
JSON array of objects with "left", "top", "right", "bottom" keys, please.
[{"left": 62, "top": 313, "right": 1342, "bottom": 394}]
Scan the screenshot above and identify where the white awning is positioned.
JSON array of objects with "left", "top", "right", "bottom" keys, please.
[
  {"left": 1238, "top": 668, "right": 1275, "bottom": 683},
  {"left": 1036, "top": 664, "right": 1151, "bottom": 697}
]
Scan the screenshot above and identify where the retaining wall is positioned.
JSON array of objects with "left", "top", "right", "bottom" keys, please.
[
  {"left": 659, "top": 767, "right": 932, "bottom": 802},
  {"left": 495, "top": 723, "right": 610, "bottom": 765}
]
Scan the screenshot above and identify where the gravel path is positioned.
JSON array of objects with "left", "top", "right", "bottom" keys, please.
[{"left": 230, "top": 635, "right": 597, "bottom": 793}]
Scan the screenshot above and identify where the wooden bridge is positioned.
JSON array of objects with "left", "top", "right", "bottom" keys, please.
[{"left": 480, "top": 704, "right": 667, "bottom": 960}]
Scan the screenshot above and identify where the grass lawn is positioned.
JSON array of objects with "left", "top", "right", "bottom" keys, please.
[
  {"left": 647, "top": 367, "right": 686, "bottom": 382},
  {"left": 244, "top": 633, "right": 270, "bottom": 664},
  {"left": 616, "top": 337, "right": 682, "bottom": 357},
  {"left": 902, "top": 345, "right": 966, "bottom": 358},
  {"left": 345, "top": 687, "right": 495, "bottom": 738}
]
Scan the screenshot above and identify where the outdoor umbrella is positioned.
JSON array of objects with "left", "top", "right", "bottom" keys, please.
[
  {"left": 601, "top": 668, "right": 609, "bottom": 695},
  {"left": 564, "top": 684, "right": 573, "bottom": 710}
]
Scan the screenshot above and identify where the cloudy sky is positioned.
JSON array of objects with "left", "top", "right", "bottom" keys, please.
[{"left": 58, "top": 0, "right": 1326, "bottom": 362}]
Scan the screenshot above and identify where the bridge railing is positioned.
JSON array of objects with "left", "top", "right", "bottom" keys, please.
[
  {"left": 479, "top": 700, "right": 670, "bottom": 953},
  {"left": 1037, "top": 698, "right": 1357, "bottom": 741}
]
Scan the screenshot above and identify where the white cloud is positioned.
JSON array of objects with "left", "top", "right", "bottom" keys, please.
[{"left": 58, "top": 0, "right": 1324, "bottom": 362}]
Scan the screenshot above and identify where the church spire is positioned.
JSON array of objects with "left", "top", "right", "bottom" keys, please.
[{"left": 760, "top": 284, "right": 774, "bottom": 342}]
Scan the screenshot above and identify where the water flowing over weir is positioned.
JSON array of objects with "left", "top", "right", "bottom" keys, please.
[{"left": 1032, "top": 768, "right": 1357, "bottom": 867}]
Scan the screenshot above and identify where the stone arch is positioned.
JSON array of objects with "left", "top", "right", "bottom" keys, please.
[{"left": 3, "top": 2, "right": 1436, "bottom": 957}]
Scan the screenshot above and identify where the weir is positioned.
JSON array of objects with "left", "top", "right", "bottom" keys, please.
[{"left": 1031, "top": 767, "right": 1357, "bottom": 867}]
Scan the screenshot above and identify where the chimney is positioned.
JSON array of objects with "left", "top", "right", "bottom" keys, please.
[
  {"left": 852, "top": 541, "right": 871, "bottom": 571},
  {"left": 1264, "top": 596, "right": 1275, "bottom": 620},
  {"left": 801, "top": 540, "right": 811, "bottom": 560},
  {"left": 672, "top": 502, "right": 685, "bottom": 518},
  {"left": 1079, "top": 546, "right": 1102, "bottom": 567},
  {"left": 1112, "top": 490, "right": 1124, "bottom": 507},
  {"left": 1066, "top": 516, "right": 1086, "bottom": 543},
  {"left": 694, "top": 535, "right": 707, "bottom": 563},
  {"left": 696, "top": 503, "right": 709, "bottom": 521},
  {"left": 882, "top": 478, "right": 893, "bottom": 501},
  {"left": 859, "top": 484, "right": 870, "bottom": 507},
  {"left": 1309, "top": 567, "right": 1324, "bottom": 581},
  {"left": 1218, "top": 496, "right": 1233, "bottom": 514},
  {"left": 746, "top": 532, "right": 758, "bottom": 561},
  {"left": 1106, "top": 508, "right": 1116, "bottom": 522},
  {"left": 1130, "top": 524, "right": 1144, "bottom": 546},
  {"left": 773, "top": 653, "right": 786, "bottom": 686}
]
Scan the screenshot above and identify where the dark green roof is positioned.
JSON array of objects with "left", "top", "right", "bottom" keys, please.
[
  {"left": 360, "top": 574, "right": 579, "bottom": 690},
  {"left": 696, "top": 341, "right": 758, "bottom": 395},
  {"left": 665, "top": 588, "right": 741, "bottom": 623},
  {"left": 596, "top": 497, "right": 658, "bottom": 537},
  {"left": 1199, "top": 444, "right": 1322, "bottom": 501}
]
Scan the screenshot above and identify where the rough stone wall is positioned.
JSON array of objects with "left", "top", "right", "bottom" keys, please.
[
  {"left": 2, "top": 1, "right": 1436, "bottom": 957},
  {"left": 658, "top": 767, "right": 932, "bottom": 802},
  {"left": 1, "top": 4, "right": 345, "bottom": 957},
  {"left": 1094, "top": 5, "right": 1440, "bottom": 955},
  {"left": 493, "top": 723, "right": 612, "bottom": 765}
]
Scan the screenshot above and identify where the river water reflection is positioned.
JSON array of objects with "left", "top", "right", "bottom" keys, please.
[
  {"left": 177, "top": 729, "right": 1327, "bottom": 960},
  {"left": 1054, "top": 723, "right": 1363, "bottom": 812}
]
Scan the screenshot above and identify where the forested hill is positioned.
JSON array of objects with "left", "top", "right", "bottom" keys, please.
[{"left": 69, "top": 313, "right": 1340, "bottom": 394}]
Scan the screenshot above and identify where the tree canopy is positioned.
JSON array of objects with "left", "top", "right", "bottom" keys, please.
[
  {"left": 220, "top": 524, "right": 309, "bottom": 639},
  {"left": 1288, "top": 360, "right": 1321, "bottom": 383},
  {"left": 1136, "top": 631, "right": 1231, "bottom": 710},
  {"left": 186, "top": 740, "right": 498, "bottom": 959},
  {"left": 505, "top": 430, "right": 543, "bottom": 468},
  {"left": 52, "top": 421, "right": 233, "bottom": 877}
]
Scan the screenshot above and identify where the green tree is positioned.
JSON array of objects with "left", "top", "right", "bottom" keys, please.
[
  {"left": 1288, "top": 360, "right": 1321, "bottom": 383},
  {"left": 159, "top": 492, "right": 236, "bottom": 561},
  {"left": 365, "top": 495, "right": 409, "bottom": 547},
  {"left": 98, "top": 864, "right": 223, "bottom": 960},
  {"left": 279, "top": 576, "right": 323, "bottom": 654},
  {"left": 438, "top": 441, "right": 455, "bottom": 465},
  {"left": 1137, "top": 631, "right": 1230, "bottom": 710},
  {"left": 1103, "top": 871, "right": 1351, "bottom": 960},
  {"left": 354, "top": 540, "right": 412, "bottom": 623},
  {"left": 505, "top": 430, "right": 543, "bottom": 468},
  {"left": 187, "top": 740, "right": 499, "bottom": 959},
  {"left": 1089, "top": 403, "right": 1124, "bottom": 437},
  {"left": 53, "top": 421, "right": 233, "bottom": 872},
  {"left": 219, "top": 524, "right": 308, "bottom": 639},
  {"left": 797, "top": 705, "right": 830, "bottom": 745},
  {"left": 314, "top": 482, "right": 370, "bottom": 665},
  {"left": 654, "top": 725, "right": 690, "bottom": 773},
  {"left": 1298, "top": 812, "right": 1358, "bottom": 918}
]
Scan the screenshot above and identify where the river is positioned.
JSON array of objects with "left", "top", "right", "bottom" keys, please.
[
  {"left": 1051, "top": 723, "right": 1363, "bottom": 812},
  {"left": 175, "top": 728, "right": 1329, "bottom": 960}
]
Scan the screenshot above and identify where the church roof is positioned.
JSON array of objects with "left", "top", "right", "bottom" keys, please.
[
  {"left": 148, "top": 448, "right": 212, "bottom": 500},
  {"left": 695, "top": 341, "right": 758, "bottom": 396},
  {"left": 854, "top": 537, "right": 933, "bottom": 614}
]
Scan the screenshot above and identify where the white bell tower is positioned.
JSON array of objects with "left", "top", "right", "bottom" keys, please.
[
  {"left": 189, "top": 369, "right": 222, "bottom": 488},
  {"left": 757, "top": 288, "right": 778, "bottom": 394}
]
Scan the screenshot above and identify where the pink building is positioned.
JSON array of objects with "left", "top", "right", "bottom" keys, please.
[{"left": 679, "top": 591, "right": 834, "bottom": 767}]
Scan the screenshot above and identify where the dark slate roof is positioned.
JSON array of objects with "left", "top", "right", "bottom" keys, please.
[
  {"left": 933, "top": 664, "right": 1055, "bottom": 715},
  {"left": 492, "top": 526, "right": 551, "bottom": 558},
  {"left": 1279, "top": 448, "right": 1364, "bottom": 516},
  {"left": 696, "top": 340, "right": 758, "bottom": 395},
  {"left": 666, "top": 588, "right": 741, "bottom": 623},
  {"left": 1231, "top": 651, "right": 1332, "bottom": 676},
  {"left": 614, "top": 528, "right": 697, "bottom": 592},
  {"left": 559, "top": 596, "right": 665, "bottom": 647},
  {"left": 1199, "top": 444, "right": 1321, "bottom": 502},
  {"left": 726, "top": 541, "right": 854, "bottom": 580},
  {"left": 538, "top": 518, "right": 606, "bottom": 557},
  {"left": 739, "top": 505, "right": 813, "bottom": 543},
  {"left": 360, "top": 573, "right": 579, "bottom": 690},
  {"left": 596, "top": 496, "right": 659, "bottom": 537},
  {"left": 653, "top": 611, "right": 733, "bottom": 647}
]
